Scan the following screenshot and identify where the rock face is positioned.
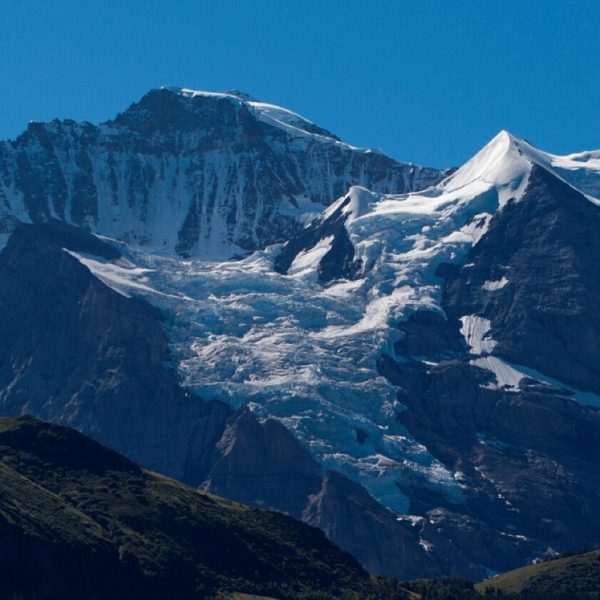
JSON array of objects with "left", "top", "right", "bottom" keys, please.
[
  {"left": 303, "top": 470, "right": 441, "bottom": 579},
  {"left": 0, "top": 87, "right": 444, "bottom": 258},
  {"left": 273, "top": 188, "right": 365, "bottom": 284},
  {"left": 444, "top": 164, "right": 600, "bottom": 394},
  {"left": 377, "top": 284, "right": 600, "bottom": 576},
  {"left": 201, "top": 410, "right": 446, "bottom": 579},
  {"left": 0, "top": 221, "right": 231, "bottom": 481},
  {"left": 201, "top": 406, "right": 322, "bottom": 518},
  {"left": 377, "top": 164, "right": 600, "bottom": 572}
]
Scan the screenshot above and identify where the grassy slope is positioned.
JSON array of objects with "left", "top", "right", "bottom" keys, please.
[
  {"left": 2, "top": 415, "right": 598, "bottom": 600},
  {"left": 0, "top": 416, "right": 386, "bottom": 600},
  {"left": 476, "top": 550, "right": 600, "bottom": 597}
]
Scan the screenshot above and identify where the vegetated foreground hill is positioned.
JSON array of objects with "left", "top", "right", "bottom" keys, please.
[
  {"left": 477, "top": 549, "right": 600, "bottom": 598},
  {"left": 0, "top": 415, "right": 381, "bottom": 600},
  {"left": 2, "top": 415, "right": 598, "bottom": 600}
]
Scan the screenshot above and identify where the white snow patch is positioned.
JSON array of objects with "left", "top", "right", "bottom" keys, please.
[
  {"left": 63, "top": 250, "right": 158, "bottom": 298},
  {"left": 288, "top": 236, "right": 333, "bottom": 279},
  {"left": 470, "top": 356, "right": 600, "bottom": 406},
  {"left": 471, "top": 356, "right": 524, "bottom": 390},
  {"left": 504, "top": 361, "right": 600, "bottom": 407},
  {"left": 483, "top": 276, "right": 509, "bottom": 291},
  {"left": 460, "top": 315, "right": 497, "bottom": 354}
]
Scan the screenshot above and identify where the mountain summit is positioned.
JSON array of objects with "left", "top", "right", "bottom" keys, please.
[{"left": 0, "top": 87, "right": 444, "bottom": 258}]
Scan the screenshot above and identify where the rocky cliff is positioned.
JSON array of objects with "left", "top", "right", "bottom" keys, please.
[
  {"left": 0, "top": 87, "right": 444, "bottom": 258},
  {"left": 0, "top": 221, "right": 231, "bottom": 481}
]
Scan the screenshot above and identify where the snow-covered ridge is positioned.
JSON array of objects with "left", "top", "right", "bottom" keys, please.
[
  {"left": 441, "top": 129, "right": 600, "bottom": 202},
  {"left": 161, "top": 85, "right": 387, "bottom": 152},
  {"left": 0, "top": 86, "right": 445, "bottom": 259}
]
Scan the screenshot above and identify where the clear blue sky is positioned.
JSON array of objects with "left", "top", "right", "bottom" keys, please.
[{"left": 1, "top": 0, "right": 598, "bottom": 168}]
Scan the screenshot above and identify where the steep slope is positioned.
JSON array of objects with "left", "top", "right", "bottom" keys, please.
[
  {"left": 0, "top": 415, "right": 387, "bottom": 600},
  {"left": 0, "top": 87, "right": 444, "bottom": 258},
  {"left": 199, "top": 408, "right": 441, "bottom": 579},
  {"left": 444, "top": 164, "right": 600, "bottom": 394},
  {"left": 0, "top": 221, "right": 231, "bottom": 481},
  {"left": 302, "top": 470, "right": 441, "bottom": 579},
  {"left": 201, "top": 406, "right": 323, "bottom": 518}
]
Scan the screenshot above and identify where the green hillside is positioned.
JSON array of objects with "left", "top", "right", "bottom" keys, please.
[
  {"left": 1, "top": 415, "right": 598, "bottom": 600},
  {"left": 0, "top": 416, "right": 391, "bottom": 600},
  {"left": 477, "top": 549, "right": 600, "bottom": 598}
]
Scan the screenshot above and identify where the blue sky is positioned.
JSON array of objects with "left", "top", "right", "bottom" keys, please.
[{"left": 1, "top": 0, "right": 598, "bottom": 167}]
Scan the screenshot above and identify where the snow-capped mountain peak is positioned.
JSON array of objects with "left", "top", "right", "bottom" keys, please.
[
  {"left": 322, "top": 185, "right": 380, "bottom": 222},
  {"left": 444, "top": 129, "right": 600, "bottom": 203},
  {"left": 160, "top": 85, "right": 342, "bottom": 141},
  {"left": 439, "top": 130, "right": 536, "bottom": 207},
  {"left": 0, "top": 87, "right": 445, "bottom": 258}
]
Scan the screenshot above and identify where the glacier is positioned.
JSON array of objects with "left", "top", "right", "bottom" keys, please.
[{"left": 64, "top": 129, "right": 600, "bottom": 514}]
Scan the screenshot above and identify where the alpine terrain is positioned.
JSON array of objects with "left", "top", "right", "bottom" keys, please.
[{"left": 0, "top": 87, "right": 599, "bottom": 582}]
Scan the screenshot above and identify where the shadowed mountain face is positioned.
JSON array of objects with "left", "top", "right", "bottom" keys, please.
[
  {"left": 201, "top": 406, "right": 323, "bottom": 518},
  {"left": 444, "top": 165, "right": 600, "bottom": 394},
  {"left": 372, "top": 165, "right": 600, "bottom": 575},
  {"left": 0, "top": 415, "right": 387, "bottom": 600},
  {"left": 200, "top": 407, "right": 444, "bottom": 579},
  {"left": 0, "top": 88, "right": 444, "bottom": 258},
  {"left": 0, "top": 221, "right": 231, "bottom": 482}
]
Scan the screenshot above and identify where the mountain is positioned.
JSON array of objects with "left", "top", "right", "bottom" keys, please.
[
  {"left": 0, "top": 415, "right": 400, "bottom": 600},
  {"left": 0, "top": 87, "right": 444, "bottom": 258},
  {"left": 68, "top": 129, "right": 597, "bottom": 578},
  {"left": 0, "top": 220, "right": 232, "bottom": 483},
  {"left": 0, "top": 87, "right": 599, "bottom": 583}
]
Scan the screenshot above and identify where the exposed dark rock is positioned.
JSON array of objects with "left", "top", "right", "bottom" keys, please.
[
  {"left": 394, "top": 310, "right": 465, "bottom": 359},
  {"left": 303, "top": 470, "right": 441, "bottom": 579},
  {"left": 378, "top": 353, "right": 600, "bottom": 572},
  {"left": 202, "top": 406, "right": 322, "bottom": 519},
  {"left": 0, "top": 221, "right": 231, "bottom": 482},
  {"left": 273, "top": 192, "right": 363, "bottom": 284},
  {"left": 444, "top": 165, "right": 600, "bottom": 393},
  {"left": 354, "top": 427, "right": 368, "bottom": 444}
]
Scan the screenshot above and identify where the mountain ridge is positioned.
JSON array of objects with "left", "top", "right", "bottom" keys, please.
[{"left": 0, "top": 86, "right": 445, "bottom": 258}]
